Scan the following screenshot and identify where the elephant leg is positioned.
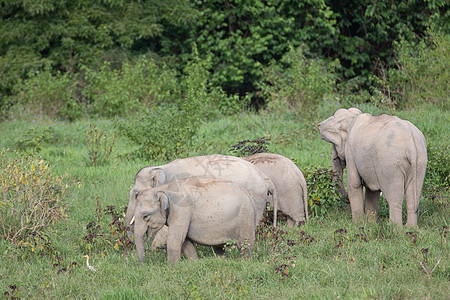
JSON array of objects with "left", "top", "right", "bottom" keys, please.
[
  {"left": 287, "top": 216, "right": 296, "bottom": 228},
  {"left": 405, "top": 182, "right": 419, "bottom": 227},
  {"left": 383, "top": 188, "right": 405, "bottom": 226},
  {"left": 151, "top": 225, "right": 168, "bottom": 250},
  {"left": 365, "top": 189, "right": 380, "bottom": 220},
  {"left": 347, "top": 164, "right": 364, "bottom": 222},
  {"left": 166, "top": 224, "right": 189, "bottom": 264},
  {"left": 181, "top": 240, "right": 199, "bottom": 260}
]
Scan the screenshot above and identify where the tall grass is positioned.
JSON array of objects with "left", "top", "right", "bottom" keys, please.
[{"left": 0, "top": 106, "right": 448, "bottom": 299}]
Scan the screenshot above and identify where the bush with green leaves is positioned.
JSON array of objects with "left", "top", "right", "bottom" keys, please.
[
  {"left": 83, "top": 57, "right": 179, "bottom": 118},
  {"left": 0, "top": 149, "right": 68, "bottom": 244},
  {"left": 9, "top": 67, "right": 81, "bottom": 120},
  {"left": 424, "top": 142, "right": 450, "bottom": 205},
  {"left": 85, "top": 124, "right": 116, "bottom": 167},
  {"left": 14, "top": 126, "right": 57, "bottom": 153},
  {"left": 304, "top": 167, "right": 342, "bottom": 217},
  {"left": 385, "top": 30, "right": 450, "bottom": 109},
  {"left": 118, "top": 46, "right": 210, "bottom": 160},
  {"left": 261, "top": 46, "right": 339, "bottom": 119}
]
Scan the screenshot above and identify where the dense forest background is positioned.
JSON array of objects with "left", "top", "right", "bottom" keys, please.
[{"left": 0, "top": 1, "right": 449, "bottom": 157}]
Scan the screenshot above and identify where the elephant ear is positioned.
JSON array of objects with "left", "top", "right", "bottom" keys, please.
[
  {"left": 150, "top": 168, "right": 167, "bottom": 187},
  {"left": 156, "top": 191, "right": 169, "bottom": 211}
]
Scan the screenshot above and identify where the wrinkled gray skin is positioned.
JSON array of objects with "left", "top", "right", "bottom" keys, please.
[
  {"left": 243, "top": 153, "right": 308, "bottom": 227},
  {"left": 134, "top": 178, "right": 256, "bottom": 264},
  {"left": 126, "top": 154, "right": 277, "bottom": 242},
  {"left": 318, "top": 108, "right": 427, "bottom": 226}
]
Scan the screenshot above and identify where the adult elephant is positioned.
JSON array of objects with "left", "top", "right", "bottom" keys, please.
[
  {"left": 126, "top": 154, "right": 277, "bottom": 242},
  {"left": 243, "top": 153, "right": 308, "bottom": 227},
  {"left": 134, "top": 178, "right": 256, "bottom": 264},
  {"left": 318, "top": 108, "right": 427, "bottom": 226}
]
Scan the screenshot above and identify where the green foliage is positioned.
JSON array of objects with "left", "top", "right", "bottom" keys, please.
[
  {"left": 80, "top": 200, "right": 132, "bottom": 255},
  {"left": 304, "top": 168, "right": 342, "bottom": 217},
  {"left": 262, "top": 46, "right": 338, "bottom": 119},
  {"left": 83, "top": 57, "right": 179, "bottom": 118},
  {"left": 85, "top": 124, "right": 116, "bottom": 167},
  {"left": 187, "top": 0, "right": 337, "bottom": 95},
  {"left": 9, "top": 67, "right": 81, "bottom": 120},
  {"left": 14, "top": 126, "right": 56, "bottom": 153},
  {"left": 0, "top": 0, "right": 196, "bottom": 96},
  {"left": 424, "top": 142, "right": 450, "bottom": 205},
  {"left": 0, "top": 150, "right": 68, "bottom": 244},
  {"left": 384, "top": 31, "right": 450, "bottom": 108},
  {"left": 118, "top": 46, "right": 211, "bottom": 160},
  {"left": 330, "top": 0, "right": 449, "bottom": 82}
]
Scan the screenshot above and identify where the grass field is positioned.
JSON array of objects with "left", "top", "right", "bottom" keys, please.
[{"left": 0, "top": 104, "right": 448, "bottom": 299}]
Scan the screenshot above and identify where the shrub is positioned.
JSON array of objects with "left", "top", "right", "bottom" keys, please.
[
  {"left": 304, "top": 167, "right": 342, "bottom": 217},
  {"left": 10, "top": 67, "right": 81, "bottom": 120},
  {"left": 14, "top": 126, "right": 57, "bottom": 153},
  {"left": 0, "top": 149, "right": 68, "bottom": 244},
  {"left": 118, "top": 45, "right": 209, "bottom": 160},
  {"left": 80, "top": 200, "right": 132, "bottom": 255},
  {"left": 83, "top": 56, "right": 179, "bottom": 118},
  {"left": 261, "top": 46, "right": 339, "bottom": 119},
  {"left": 424, "top": 142, "right": 449, "bottom": 205},
  {"left": 385, "top": 30, "right": 450, "bottom": 109},
  {"left": 85, "top": 124, "right": 116, "bottom": 167}
]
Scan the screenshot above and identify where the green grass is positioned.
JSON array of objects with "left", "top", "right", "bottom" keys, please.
[{"left": 0, "top": 105, "right": 449, "bottom": 299}]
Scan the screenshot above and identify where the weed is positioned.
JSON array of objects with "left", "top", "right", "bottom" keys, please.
[
  {"left": 14, "top": 126, "right": 56, "bottom": 153},
  {"left": 81, "top": 199, "right": 132, "bottom": 255},
  {"left": 85, "top": 124, "right": 116, "bottom": 167},
  {"left": 304, "top": 168, "right": 343, "bottom": 217},
  {"left": 3, "top": 284, "right": 19, "bottom": 300},
  {"left": 407, "top": 226, "right": 448, "bottom": 279},
  {"left": 0, "top": 149, "right": 68, "bottom": 243}
]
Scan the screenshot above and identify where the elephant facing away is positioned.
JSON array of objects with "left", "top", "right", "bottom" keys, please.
[
  {"left": 134, "top": 178, "right": 256, "bottom": 263},
  {"left": 318, "top": 108, "right": 427, "bottom": 226},
  {"left": 126, "top": 154, "right": 277, "bottom": 242},
  {"left": 243, "top": 153, "right": 308, "bottom": 227}
]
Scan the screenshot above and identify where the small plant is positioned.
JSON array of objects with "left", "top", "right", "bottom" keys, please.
[
  {"left": 81, "top": 199, "right": 132, "bottom": 254},
  {"left": 3, "top": 284, "right": 19, "bottom": 300},
  {"left": 14, "top": 126, "right": 56, "bottom": 153},
  {"left": 229, "top": 137, "right": 271, "bottom": 157},
  {"left": 304, "top": 168, "right": 342, "bottom": 217},
  {"left": 85, "top": 124, "right": 116, "bottom": 166},
  {"left": 274, "top": 264, "right": 291, "bottom": 280},
  {"left": 407, "top": 226, "right": 448, "bottom": 279},
  {"left": 0, "top": 149, "right": 68, "bottom": 244}
]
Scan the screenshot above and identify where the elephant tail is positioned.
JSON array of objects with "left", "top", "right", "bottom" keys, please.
[
  {"left": 264, "top": 177, "right": 278, "bottom": 227},
  {"left": 303, "top": 180, "right": 309, "bottom": 222}
]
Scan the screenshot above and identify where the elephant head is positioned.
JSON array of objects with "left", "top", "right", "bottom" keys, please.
[
  {"left": 126, "top": 167, "right": 167, "bottom": 241},
  {"left": 318, "top": 108, "right": 362, "bottom": 199},
  {"left": 134, "top": 189, "right": 169, "bottom": 263}
]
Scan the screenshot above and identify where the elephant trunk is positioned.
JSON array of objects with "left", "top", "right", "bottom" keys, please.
[
  {"left": 331, "top": 145, "right": 348, "bottom": 200},
  {"left": 125, "top": 189, "right": 137, "bottom": 242},
  {"left": 134, "top": 223, "right": 147, "bottom": 263}
]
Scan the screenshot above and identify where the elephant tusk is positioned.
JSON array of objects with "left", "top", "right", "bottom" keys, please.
[{"left": 130, "top": 215, "right": 135, "bottom": 225}]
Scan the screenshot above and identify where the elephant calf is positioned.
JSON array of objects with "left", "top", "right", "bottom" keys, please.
[
  {"left": 319, "top": 108, "right": 427, "bottom": 226},
  {"left": 133, "top": 177, "right": 256, "bottom": 264}
]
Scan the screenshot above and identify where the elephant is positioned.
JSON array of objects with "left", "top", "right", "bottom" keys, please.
[
  {"left": 126, "top": 154, "right": 277, "bottom": 242},
  {"left": 133, "top": 177, "right": 256, "bottom": 263},
  {"left": 318, "top": 108, "right": 427, "bottom": 226},
  {"left": 242, "top": 153, "right": 308, "bottom": 227}
]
